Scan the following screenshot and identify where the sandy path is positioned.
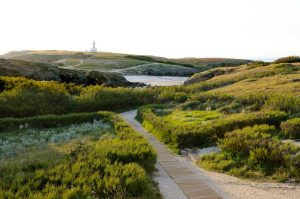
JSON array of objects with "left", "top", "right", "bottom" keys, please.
[
  {"left": 183, "top": 148, "right": 300, "bottom": 199},
  {"left": 199, "top": 167, "right": 300, "bottom": 199}
]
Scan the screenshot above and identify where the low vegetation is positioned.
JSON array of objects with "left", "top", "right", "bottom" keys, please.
[
  {"left": 0, "top": 112, "right": 160, "bottom": 198},
  {"left": 199, "top": 125, "right": 300, "bottom": 182},
  {"left": 137, "top": 105, "right": 288, "bottom": 152},
  {"left": 0, "top": 53, "right": 300, "bottom": 195},
  {"left": 0, "top": 76, "right": 157, "bottom": 118},
  {"left": 0, "top": 120, "right": 111, "bottom": 160}
]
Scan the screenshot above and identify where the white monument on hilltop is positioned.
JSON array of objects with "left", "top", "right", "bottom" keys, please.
[{"left": 90, "top": 41, "right": 97, "bottom": 52}]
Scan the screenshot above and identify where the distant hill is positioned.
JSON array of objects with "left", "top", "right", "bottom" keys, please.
[
  {"left": 0, "top": 58, "right": 143, "bottom": 87},
  {"left": 1, "top": 50, "right": 252, "bottom": 76}
]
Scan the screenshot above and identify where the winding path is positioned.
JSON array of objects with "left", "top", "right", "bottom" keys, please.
[{"left": 121, "top": 110, "right": 225, "bottom": 199}]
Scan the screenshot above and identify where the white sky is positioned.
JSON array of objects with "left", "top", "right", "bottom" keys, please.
[{"left": 0, "top": 0, "right": 299, "bottom": 60}]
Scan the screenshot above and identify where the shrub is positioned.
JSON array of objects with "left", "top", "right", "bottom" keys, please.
[
  {"left": 219, "top": 125, "right": 277, "bottom": 157},
  {"left": 0, "top": 80, "right": 74, "bottom": 117},
  {"left": 157, "top": 88, "right": 188, "bottom": 103},
  {"left": 74, "top": 86, "right": 156, "bottom": 112},
  {"left": 201, "top": 125, "right": 299, "bottom": 181},
  {"left": 289, "top": 153, "right": 300, "bottom": 181},
  {"left": 0, "top": 77, "right": 158, "bottom": 118},
  {"left": 236, "top": 93, "right": 300, "bottom": 114},
  {"left": 263, "top": 95, "right": 300, "bottom": 114},
  {"left": 280, "top": 118, "right": 300, "bottom": 139}
]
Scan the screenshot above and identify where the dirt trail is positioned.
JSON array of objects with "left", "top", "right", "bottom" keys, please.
[{"left": 121, "top": 110, "right": 226, "bottom": 199}]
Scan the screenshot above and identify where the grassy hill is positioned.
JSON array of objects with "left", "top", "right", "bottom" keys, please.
[
  {"left": 1, "top": 50, "right": 252, "bottom": 76},
  {"left": 185, "top": 62, "right": 300, "bottom": 96}
]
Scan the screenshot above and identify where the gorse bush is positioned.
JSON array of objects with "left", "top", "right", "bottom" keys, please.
[
  {"left": 281, "top": 118, "right": 300, "bottom": 139},
  {"left": 138, "top": 105, "right": 288, "bottom": 151},
  {"left": 0, "top": 112, "right": 159, "bottom": 198},
  {"left": 200, "top": 125, "right": 300, "bottom": 182}
]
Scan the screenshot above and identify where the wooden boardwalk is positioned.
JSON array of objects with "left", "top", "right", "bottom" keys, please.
[{"left": 121, "top": 110, "right": 223, "bottom": 199}]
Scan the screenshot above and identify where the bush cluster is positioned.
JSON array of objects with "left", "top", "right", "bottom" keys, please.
[
  {"left": 137, "top": 105, "right": 288, "bottom": 151},
  {"left": 201, "top": 125, "right": 299, "bottom": 181},
  {"left": 281, "top": 118, "right": 300, "bottom": 139},
  {"left": 0, "top": 77, "right": 157, "bottom": 118},
  {"left": 0, "top": 112, "right": 158, "bottom": 198}
]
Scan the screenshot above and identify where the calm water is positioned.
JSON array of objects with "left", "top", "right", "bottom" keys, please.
[{"left": 124, "top": 75, "right": 188, "bottom": 86}]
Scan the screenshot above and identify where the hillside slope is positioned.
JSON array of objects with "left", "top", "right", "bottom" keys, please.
[
  {"left": 0, "top": 58, "right": 142, "bottom": 87},
  {"left": 1, "top": 50, "right": 252, "bottom": 76},
  {"left": 185, "top": 62, "right": 300, "bottom": 96}
]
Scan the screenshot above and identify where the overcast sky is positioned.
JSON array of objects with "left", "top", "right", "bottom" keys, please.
[{"left": 0, "top": 0, "right": 299, "bottom": 60}]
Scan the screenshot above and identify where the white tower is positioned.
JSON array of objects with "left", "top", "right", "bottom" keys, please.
[{"left": 90, "top": 41, "right": 97, "bottom": 52}]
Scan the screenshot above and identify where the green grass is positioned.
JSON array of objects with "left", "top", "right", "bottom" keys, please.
[
  {"left": 138, "top": 105, "right": 288, "bottom": 151},
  {"left": 164, "top": 110, "right": 222, "bottom": 125}
]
